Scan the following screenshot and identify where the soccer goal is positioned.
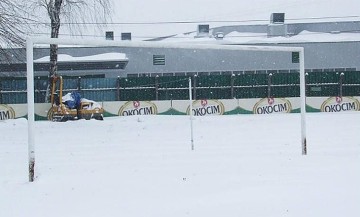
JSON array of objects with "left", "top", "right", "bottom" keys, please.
[{"left": 26, "top": 37, "right": 306, "bottom": 182}]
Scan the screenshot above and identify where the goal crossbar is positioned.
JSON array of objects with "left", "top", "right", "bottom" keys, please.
[{"left": 26, "top": 37, "right": 307, "bottom": 182}]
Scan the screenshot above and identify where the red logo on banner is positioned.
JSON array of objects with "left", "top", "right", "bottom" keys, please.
[
  {"left": 201, "top": 99, "right": 208, "bottom": 107},
  {"left": 133, "top": 101, "right": 140, "bottom": 108},
  {"left": 336, "top": 96, "right": 343, "bottom": 104},
  {"left": 267, "top": 97, "right": 275, "bottom": 105}
]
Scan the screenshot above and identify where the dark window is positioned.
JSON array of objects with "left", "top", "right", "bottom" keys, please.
[
  {"left": 153, "top": 55, "right": 165, "bottom": 65},
  {"left": 292, "top": 52, "right": 299, "bottom": 63},
  {"left": 279, "top": 70, "right": 290, "bottom": 73},
  {"left": 121, "top": 33, "right": 131, "bottom": 41},
  {"left": 221, "top": 71, "right": 233, "bottom": 75},
  {"left": 335, "top": 68, "right": 345, "bottom": 72},
  {"left": 127, "top": 74, "right": 139, "bottom": 78},
  {"left": 271, "top": 13, "right": 285, "bottom": 24},
  {"left": 233, "top": 71, "right": 244, "bottom": 75},
  {"left": 198, "top": 72, "right": 209, "bottom": 76},
  {"left": 175, "top": 72, "right": 186, "bottom": 76},
  {"left": 255, "top": 70, "right": 267, "bottom": 74},
  {"left": 186, "top": 72, "right": 197, "bottom": 76},
  {"left": 106, "top": 31, "right": 114, "bottom": 40},
  {"left": 151, "top": 73, "right": 161, "bottom": 77},
  {"left": 267, "top": 70, "right": 278, "bottom": 74},
  {"left": 210, "top": 71, "right": 221, "bottom": 75},
  {"left": 198, "top": 25, "right": 210, "bottom": 34},
  {"left": 312, "top": 69, "right": 323, "bottom": 72}
]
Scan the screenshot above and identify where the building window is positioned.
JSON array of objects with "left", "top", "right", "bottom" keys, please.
[
  {"left": 121, "top": 32, "right": 131, "bottom": 41},
  {"left": 153, "top": 55, "right": 165, "bottom": 65},
  {"left": 292, "top": 52, "right": 299, "bottom": 63},
  {"left": 105, "top": 31, "right": 114, "bottom": 40},
  {"left": 198, "top": 24, "right": 210, "bottom": 35}
]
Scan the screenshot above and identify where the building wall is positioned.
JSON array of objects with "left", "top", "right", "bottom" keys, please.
[
  {"left": 117, "top": 41, "right": 360, "bottom": 76},
  {"left": 1, "top": 41, "right": 360, "bottom": 77}
]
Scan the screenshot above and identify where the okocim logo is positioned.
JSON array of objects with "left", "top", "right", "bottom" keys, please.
[
  {"left": 0, "top": 104, "right": 16, "bottom": 120},
  {"left": 187, "top": 99, "right": 225, "bottom": 116},
  {"left": 253, "top": 98, "right": 292, "bottom": 114},
  {"left": 321, "top": 96, "right": 360, "bottom": 112},
  {"left": 118, "top": 101, "right": 158, "bottom": 116}
]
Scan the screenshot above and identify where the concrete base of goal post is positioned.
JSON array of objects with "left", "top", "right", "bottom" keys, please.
[{"left": 26, "top": 38, "right": 36, "bottom": 182}]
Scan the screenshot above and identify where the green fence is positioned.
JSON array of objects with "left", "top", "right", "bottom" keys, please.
[{"left": 1, "top": 71, "right": 359, "bottom": 104}]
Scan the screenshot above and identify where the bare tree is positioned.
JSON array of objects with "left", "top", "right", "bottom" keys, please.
[
  {"left": 0, "top": 0, "right": 31, "bottom": 61},
  {"left": 31, "top": 0, "right": 113, "bottom": 101}
]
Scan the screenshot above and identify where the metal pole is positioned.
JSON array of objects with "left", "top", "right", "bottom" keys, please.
[
  {"left": 155, "top": 75, "right": 159, "bottom": 101},
  {"left": 77, "top": 76, "right": 81, "bottom": 91},
  {"left": 299, "top": 48, "right": 307, "bottom": 155},
  {"left": 339, "top": 72, "right": 344, "bottom": 97},
  {"left": 26, "top": 38, "right": 35, "bottom": 182},
  {"left": 0, "top": 78, "right": 2, "bottom": 104},
  {"left": 193, "top": 74, "right": 197, "bottom": 100},
  {"left": 267, "top": 73, "right": 272, "bottom": 98},
  {"left": 189, "top": 77, "right": 194, "bottom": 150},
  {"left": 116, "top": 76, "right": 121, "bottom": 101},
  {"left": 230, "top": 73, "right": 235, "bottom": 98}
]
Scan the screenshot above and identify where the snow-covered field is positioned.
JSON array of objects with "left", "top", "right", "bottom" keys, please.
[{"left": 1, "top": 113, "right": 359, "bottom": 217}]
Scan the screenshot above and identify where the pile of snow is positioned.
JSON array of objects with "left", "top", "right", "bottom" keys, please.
[
  {"left": 1, "top": 113, "right": 359, "bottom": 217},
  {"left": 80, "top": 98, "right": 102, "bottom": 110},
  {"left": 160, "top": 30, "right": 360, "bottom": 44}
]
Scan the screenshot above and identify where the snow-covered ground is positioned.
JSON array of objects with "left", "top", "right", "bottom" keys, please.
[{"left": 1, "top": 113, "right": 360, "bottom": 217}]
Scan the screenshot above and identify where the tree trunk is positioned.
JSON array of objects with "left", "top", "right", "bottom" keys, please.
[{"left": 45, "top": 0, "right": 62, "bottom": 102}]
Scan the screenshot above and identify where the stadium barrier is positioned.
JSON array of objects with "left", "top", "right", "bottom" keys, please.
[
  {"left": 1, "top": 96, "right": 359, "bottom": 121},
  {"left": 1, "top": 72, "right": 360, "bottom": 104}
]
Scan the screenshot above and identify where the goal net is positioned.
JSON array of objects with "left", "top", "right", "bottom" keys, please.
[{"left": 26, "top": 37, "right": 306, "bottom": 182}]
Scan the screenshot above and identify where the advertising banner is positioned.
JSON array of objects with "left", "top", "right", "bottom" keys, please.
[
  {"left": 1, "top": 96, "right": 359, "bottom": 121},
  {"left": 0, "top": 104, "right": 28, "bottom": 120},
  {"left": 103, "top": 100, "right": 171, "bottom": 116},
  {"left": 0, "top": 104, "right": 17, "bottom": 120},
  {"left": 307, "top": 96, "right": 360, "bottom": 112},
  {"left": 238, "top": 97, "right": 300, "bottom": 114}
]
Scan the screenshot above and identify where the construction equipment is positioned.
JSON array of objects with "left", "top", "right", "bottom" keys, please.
[{"left": 49, "top": 76, "right": 104, "bottom": 122}]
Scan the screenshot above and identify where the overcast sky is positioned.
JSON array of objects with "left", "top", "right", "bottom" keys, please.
[
  {"left": 29, "top": 0, "right": 360, "bottom": 40},
  {"left": 108, "top": 0, "right": 359, "bottom": 38},
  {"left": 112, "top": 0, "right": 358, "bottom": 22}
]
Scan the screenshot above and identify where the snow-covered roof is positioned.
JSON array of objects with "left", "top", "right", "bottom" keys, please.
[
  {"left": 34, "top": 53, "right": 128, "bottom": 63},
  {"left": 149, "top": 29, "right": 360, "bottom": 45}
]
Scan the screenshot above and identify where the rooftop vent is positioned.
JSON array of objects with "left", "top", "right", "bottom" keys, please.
[
  {"left": 105, "top": 31, "right": 114, "bottom": 40},
  {"left": 270, "top": 13, "right": 285, "bottom": 24},
  {"left": 121, "top": 32, "right": 132, "bottom": 41},
  {"left": 268, "top": 13, "right": 287, "bottom": 37},
  {"left": 196, "top": 24, "right": 210, "bottom": 38}
]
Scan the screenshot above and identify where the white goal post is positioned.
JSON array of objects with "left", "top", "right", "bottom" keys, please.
[{"left": 26, "top": 37, "right": 307, "bottom": 182}]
